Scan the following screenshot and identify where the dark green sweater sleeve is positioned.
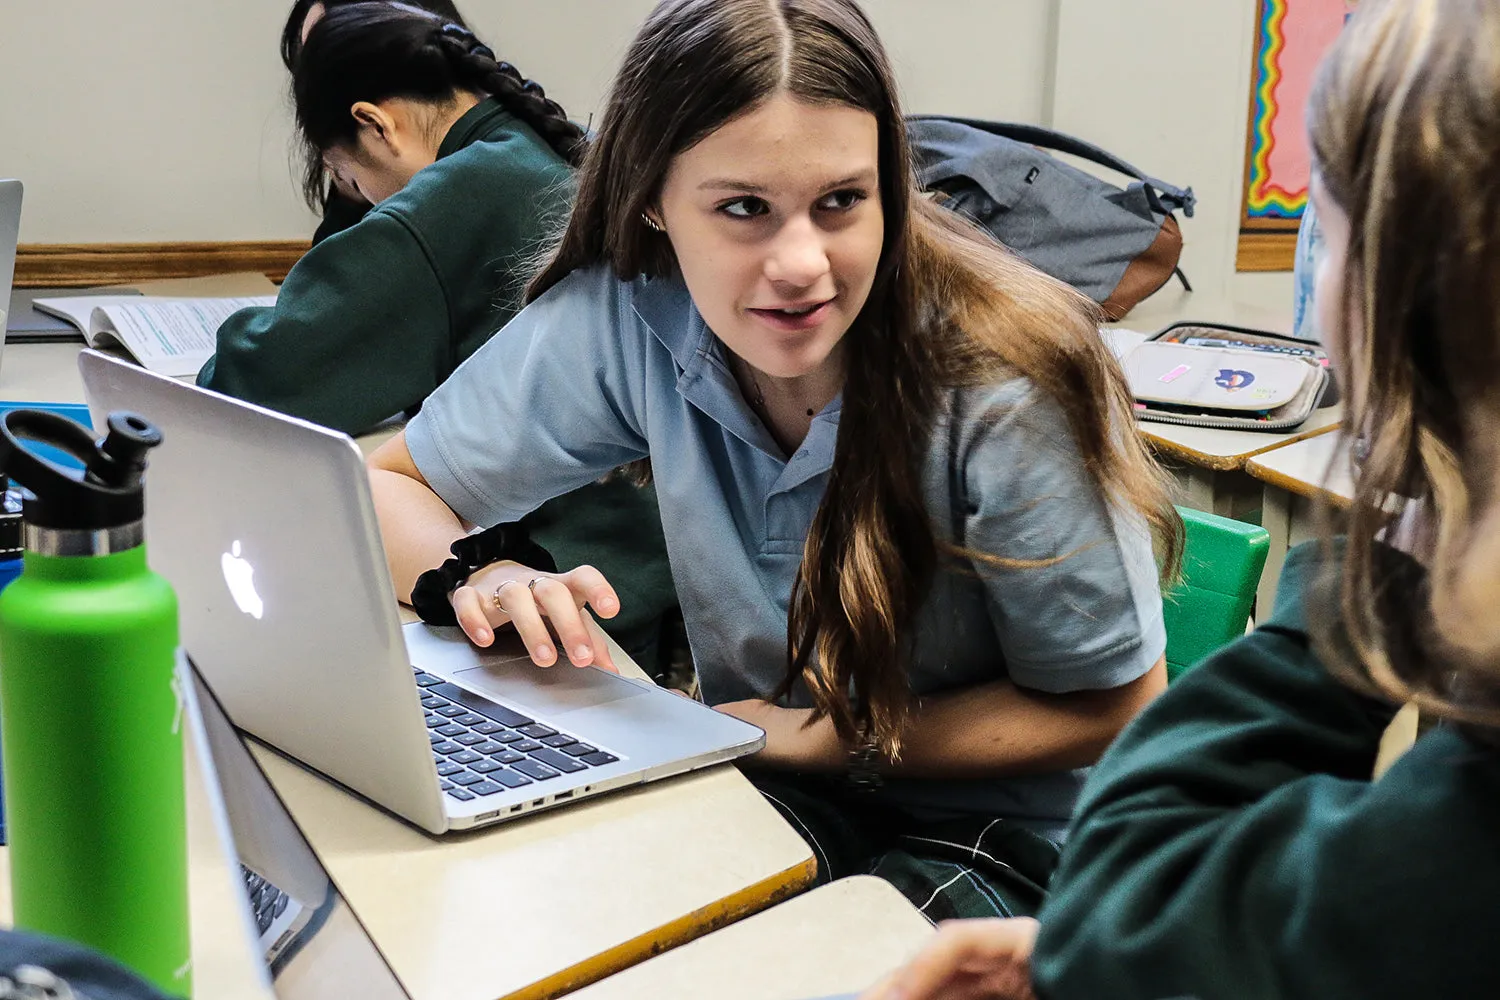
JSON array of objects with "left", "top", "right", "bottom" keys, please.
[
  {"left": 1032, "top": 542, "right": 1500, "bottom": 1000},
  {"left": 198, "top": 212, "right": 451, "bottom": 435}
]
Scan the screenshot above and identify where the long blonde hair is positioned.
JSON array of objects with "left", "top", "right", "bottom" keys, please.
[
  {"left": 1309, "top": 0, "right": 1500, "bottom": 725},
  {"left": 529, "top": 0, "right": 1181, "bottom": 755}
]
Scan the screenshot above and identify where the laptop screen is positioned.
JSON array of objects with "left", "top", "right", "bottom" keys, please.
[
  {"left": 0, "top": 179, "right": 22, "bottom": 338},
  {"left": 181, "top": 657, "right": 411, "bottom": 1000}
]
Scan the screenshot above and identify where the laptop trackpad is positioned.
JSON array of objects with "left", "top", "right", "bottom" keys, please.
[{"left": 452, "top": 662, "right": 646, "bottom": 716}]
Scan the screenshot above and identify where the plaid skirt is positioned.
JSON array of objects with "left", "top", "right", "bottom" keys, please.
[{"left": 748, "top": 772, "right": 1062, "bottom": 921}]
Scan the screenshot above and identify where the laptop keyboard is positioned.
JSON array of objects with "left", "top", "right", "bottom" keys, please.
[
  {"left": 412, "top": 668, "right": 621, "bottom": 803},
  {"left": 242, "top": 866, "right": 291, "bottom": 935}
]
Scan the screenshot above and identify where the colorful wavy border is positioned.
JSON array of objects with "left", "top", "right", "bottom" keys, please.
[{"left": 1245, "top": 0, "right": 1307, "bottom": 220}]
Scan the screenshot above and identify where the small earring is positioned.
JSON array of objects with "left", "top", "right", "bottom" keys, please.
[{"left": 642, "top": 213, "right": 665, "bottom": 233}]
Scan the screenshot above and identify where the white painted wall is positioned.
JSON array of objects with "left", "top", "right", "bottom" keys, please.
[{"left": 0, "top": 0, "right": 1287, "bottom": 302}]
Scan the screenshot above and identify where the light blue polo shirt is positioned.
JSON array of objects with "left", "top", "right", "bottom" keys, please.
[{"left": 406, "top": 264, "right": 1166, "bottom": 836}]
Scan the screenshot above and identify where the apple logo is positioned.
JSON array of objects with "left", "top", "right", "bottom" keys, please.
[{"left": 221, "top": 540, "right": 264, "bottom": 621}]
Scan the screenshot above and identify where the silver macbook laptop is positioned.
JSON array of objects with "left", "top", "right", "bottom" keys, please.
[
  {"left": 0, "top": 179, "right": 22, "bottom": 367},
  {"left": 81, "top": 349, "right": 763, "bottom": 835}
]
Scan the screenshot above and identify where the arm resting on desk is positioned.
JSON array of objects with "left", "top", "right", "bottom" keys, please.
[{"left": 717, "top": 657, "right": 1166, "bottom": 776}]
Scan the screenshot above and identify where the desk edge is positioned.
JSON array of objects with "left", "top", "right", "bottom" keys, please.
[
  {"left": 1144, "top": 420, "right": 1340, "bottom": 472},
  {"left": 1243, "top": 458, "right": 1353, "bottom": 509},
  {"left": 505, "top": 856, "right": 819, "bottom": 1000}
]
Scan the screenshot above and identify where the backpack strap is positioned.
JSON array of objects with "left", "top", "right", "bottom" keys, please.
[{"left": 907, "top": 114, "right": 1197, "bottom": 218}]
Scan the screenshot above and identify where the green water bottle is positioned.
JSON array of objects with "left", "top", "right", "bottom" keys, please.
[{"left": 0, "top": 409, "right": 189, "bottom": 997}]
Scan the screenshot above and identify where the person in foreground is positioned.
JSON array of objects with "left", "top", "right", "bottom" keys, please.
[
  {"left": 368, "top": 0, "right": 1181, "bottom": 917},
  {"left": 864, "top": 0, "right": 1500, "bottom": 994}
]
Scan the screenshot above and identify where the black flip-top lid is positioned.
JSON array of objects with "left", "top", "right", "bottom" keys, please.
[{"left": 0, "top": 410, "right": 163, "bottom": 532}]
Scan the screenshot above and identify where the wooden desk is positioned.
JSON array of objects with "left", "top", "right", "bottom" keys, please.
[
  {"left": 1245, "top": 431, "right": 1354, "bottom": 611},
  {"left": 568, "top": 877, "right": 935, "bottom": 1000},
  {"left": 1103, "top": 293, "right": 1336, "bottom": 520},
  {"left": 260, "top": 752, "right": 812, "bottom": 1000},
  {"left": 0, "top": 734, "right": 276, "bottom": 1000},
  {"left": 1143, "top": 408, "right": 1342, "bottom": 521},
  {"left": 261, "top": 625, "right": 814, "bottom": 1000},
  {"left": 1, "top": 341, "right": 818, "bottom": 1000},
  {"left": 1244, "top": 431, "right": 1354, "bottom": 506}
]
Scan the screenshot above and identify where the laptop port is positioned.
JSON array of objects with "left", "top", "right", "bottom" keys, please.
[
  {"left": 533, "top": 798, "right": 545, "bottom": 807},
  {"left": 476, "top": 810, "right": 500, "bottom": 822},
  {"left": 509, "top": 805, "right": 523, "bottom": 814},
  {"left": 555, "top": 790, "right": 574, "bottom": 801}
]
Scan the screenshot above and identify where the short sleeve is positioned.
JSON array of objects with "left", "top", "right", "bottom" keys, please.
[
  {"left": 955, "top": 380, "right": 1166, "bottom": 693},
  {"left": 405, "top": 266, "right": 654, "bottom": 526}
]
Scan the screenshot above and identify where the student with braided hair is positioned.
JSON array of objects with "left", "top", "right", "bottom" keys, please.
[
  {"left": 204, "top": 1, "right": 678, "bottom": 673},
  {"left": 279, "top": 0, "right": 473, "bottom": 245},
  {"left": 203, "top": 0, "right": 582, "bottom": 431}
]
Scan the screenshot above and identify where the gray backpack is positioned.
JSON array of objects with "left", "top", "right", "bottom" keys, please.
[{"left": 908, "top": 115, "right": 1196, "bottom": 319}]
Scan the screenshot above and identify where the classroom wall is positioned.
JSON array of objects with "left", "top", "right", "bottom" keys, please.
[{"left": 0, "top": 0, "right": 1287, "bottom": 305}]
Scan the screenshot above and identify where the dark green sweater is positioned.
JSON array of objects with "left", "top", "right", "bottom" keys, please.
[
  {"left": 202, "top": 100, "right": 675, "bottom": 662},
  {"left": 1033, "top": 541, "right": 1500, "bottom": 1000},
  {"left": 201, "top": 99, "right": 570, "bottom": 433}
]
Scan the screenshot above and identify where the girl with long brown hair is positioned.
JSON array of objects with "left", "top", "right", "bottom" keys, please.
[
  {"left": 869, "top": 0, "right": 1500, "bottom": 993},
  {"left": 368, "top": 0, "right": 1178, "bottom": 917}
]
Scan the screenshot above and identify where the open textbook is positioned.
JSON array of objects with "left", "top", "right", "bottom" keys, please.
[{"left": 35, "top": 293, "right": 275, "bottom": 379}]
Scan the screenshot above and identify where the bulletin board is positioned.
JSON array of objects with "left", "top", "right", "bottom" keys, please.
[{"left": 1237, "top": 0, "right": 1356, "bottom": 269}]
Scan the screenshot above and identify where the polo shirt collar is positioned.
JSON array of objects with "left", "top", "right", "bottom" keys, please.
[{"left": 632, "top": 273, "right": 842, "bottom": 474}]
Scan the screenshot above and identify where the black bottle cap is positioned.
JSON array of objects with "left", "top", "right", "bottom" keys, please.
[{"left": 0, "top": 411, "right": 163, "bottom": 531}]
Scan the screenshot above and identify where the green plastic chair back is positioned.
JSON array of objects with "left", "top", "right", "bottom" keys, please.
[{"left": 1162, "top": 506, "right": 1270, "bottom": 683}]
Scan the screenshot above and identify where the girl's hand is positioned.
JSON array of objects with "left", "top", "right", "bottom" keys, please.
[
  {"left": 451, "top": 560, "right": 620, "bottom": 672},
  {"left": 861, "top": 917, "right": 1040, "bottom": 1000},
  {"left": 713, "top": 700, "right": 845, "bottom": 770}
]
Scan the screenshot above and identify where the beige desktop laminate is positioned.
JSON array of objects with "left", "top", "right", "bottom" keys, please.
[
  {"left": 0, "top": 342, "right": 88, "bottom": 403},
  {"left": 1143, "top": 408, "right": 1341, "bottom": 523},
  {"left": 1244, "top": 430, "right": 1354, "bottom": 506},
  {"left": 1245, "top": 431, "right": 1354, "bottom": 611},
  {"left": 1139, "top": 406, "right": 1342, "bottom": 476},
  {"left": 0, "top": 732, "right": 276, "bottom": 1000},
  {"left": 568, "top": 877, "right": 936, "bottom": 1000}
]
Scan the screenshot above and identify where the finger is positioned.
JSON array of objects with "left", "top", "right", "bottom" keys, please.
[
  {"left": 560, "top": 564, "right": 621, "bottom": 620},
  {"left": 530, "top": 576, "right": 600, "bottom": 667},
  {"left": 450, "top": 585, "right": 496, "bottom": 647},
  {"left": 496, "top": 586, "right": 559, "bottom": 667},
  {"left": 885, "top": 919, "right": 1037, "bottom": 1000},
  {"left": 584, "top": 616, "right": 619, "bottom": 674}
]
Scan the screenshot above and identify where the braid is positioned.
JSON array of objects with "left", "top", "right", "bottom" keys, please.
[{"left": 432, "top": 25, "right": 587, "bottom": 167}]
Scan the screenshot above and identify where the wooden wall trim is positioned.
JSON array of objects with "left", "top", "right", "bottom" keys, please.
[
  {"left": 15, "top": 241, "right": 310, "bottom": 288},
  {"left": 1236, "top": 230, "right": 1296, "bottom": 272}
]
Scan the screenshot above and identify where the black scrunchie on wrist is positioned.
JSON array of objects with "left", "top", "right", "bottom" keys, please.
[{"left": 410, "top": 522, "right": 558, "bottom": 626}]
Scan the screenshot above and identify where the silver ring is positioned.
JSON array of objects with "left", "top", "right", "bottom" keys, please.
[
  {"left": 527, "top": 576, "right": 548, "bottom": 593},
  {"left": 492, "top": 579, "right": 521, "bottom": 609}
]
